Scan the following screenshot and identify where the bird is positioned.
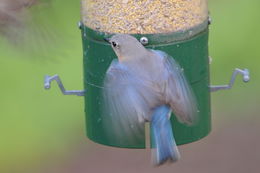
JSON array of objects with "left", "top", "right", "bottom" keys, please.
[
  {"left": 0, "top": 0, "right": 52, "bottom": 43},
  {"left": 0, "top": 0, "right": 38, "bottom": 37},
  {"left": 102, "top": 34, "right": 198, "bottom": 165},
  {"left": 0, "top": 0, "right": 65, "bottom": 60}
]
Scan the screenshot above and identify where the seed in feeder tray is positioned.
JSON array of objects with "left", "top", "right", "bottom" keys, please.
[{"left": 81, "top": 0, "right": 208, "bottom": 34}]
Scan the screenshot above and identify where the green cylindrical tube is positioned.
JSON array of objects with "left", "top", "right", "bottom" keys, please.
[{"left": 81, "top": 19, "right": 211, "bottom": 148}]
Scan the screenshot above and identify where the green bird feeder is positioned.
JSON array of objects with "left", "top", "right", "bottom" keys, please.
[{"left": 44, "top": 0, "right": 250, "bottom": 149}]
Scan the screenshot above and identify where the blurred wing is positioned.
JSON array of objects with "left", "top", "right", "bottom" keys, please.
[
  {"left": 153, "top": 50, "right": 198, "bottom": 125},
  {"left": 0, "top": 0, "right": 64, "bottom": 59},
  {"left": 102, "top": 60, "right": 148, "bottom": 145}
]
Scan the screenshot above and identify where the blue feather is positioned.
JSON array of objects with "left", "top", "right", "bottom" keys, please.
[{"left": 151, "top": 105, "right": 180, "bottom": 165}]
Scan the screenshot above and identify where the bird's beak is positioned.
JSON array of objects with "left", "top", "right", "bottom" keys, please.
[{"left": 104, "top": 37, "right": 111, "bottom": 43}]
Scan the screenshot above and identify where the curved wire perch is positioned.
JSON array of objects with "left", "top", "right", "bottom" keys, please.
[
  {"left": 210, "top": 68, "right": 250, "bottom": 92},
  {"left": 44, "top": 75, "right": 85, "bottom": 96}
]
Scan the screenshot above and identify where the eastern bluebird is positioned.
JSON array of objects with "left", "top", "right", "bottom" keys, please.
[{"left": 103, "top": 34, "right": 197, "bottom": 165}]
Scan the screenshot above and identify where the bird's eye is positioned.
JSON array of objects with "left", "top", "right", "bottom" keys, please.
[{"left": 111, "top": 41, "right": 118, "bottom": 48}]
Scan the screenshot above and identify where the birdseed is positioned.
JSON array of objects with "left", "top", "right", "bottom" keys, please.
[{"left": 81, "top": 0, "right": 208, "bottom": 34}]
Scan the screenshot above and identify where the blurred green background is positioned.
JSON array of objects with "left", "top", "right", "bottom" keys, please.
[{"left": 0, "top": 0, "right": 259, "bottom": 173}]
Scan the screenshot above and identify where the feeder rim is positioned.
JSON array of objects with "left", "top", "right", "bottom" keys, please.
[{"left": 80, "top": 19, "right": 209, "bottom": 45}]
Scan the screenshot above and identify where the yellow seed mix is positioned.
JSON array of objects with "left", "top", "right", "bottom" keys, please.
[{"left": 81, "top": 0, "right": 208, "bottom": 34}]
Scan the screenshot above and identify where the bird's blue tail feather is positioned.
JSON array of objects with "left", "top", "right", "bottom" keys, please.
[{"left": 151, "top": 105, "right": 180, "bottom": 165}]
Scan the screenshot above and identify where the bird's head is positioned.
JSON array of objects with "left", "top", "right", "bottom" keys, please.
[{"left": 104, "top": 34, "right": 147, "bottom": 62}]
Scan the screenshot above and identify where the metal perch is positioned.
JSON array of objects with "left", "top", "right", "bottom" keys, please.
[
  {"left": 44, "top": 75, "right": 85, "bottom": 96},
  {"left": 210, "top": 68, "right": 250, "bottom": 92}
]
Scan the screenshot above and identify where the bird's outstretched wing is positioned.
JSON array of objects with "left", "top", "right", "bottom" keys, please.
[
  {"left": 102, "top": 60, "right": 150, "bottom": 145},
  {"left": 153, "top": 50, "right": 198, "bottom": 125},
  {"left": 0, "top": 0, "right": 63, "bottom": 59}
]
